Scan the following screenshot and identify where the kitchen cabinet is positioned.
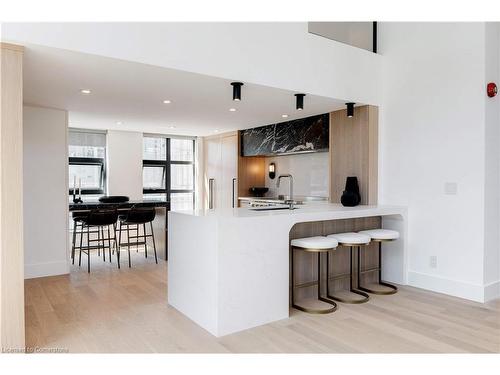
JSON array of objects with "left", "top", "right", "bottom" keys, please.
[{"left": 204, "top": 132, "right": 238, "bottom": 209}]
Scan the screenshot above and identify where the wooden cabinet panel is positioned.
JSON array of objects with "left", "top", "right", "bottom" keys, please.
[
  {"left": 329, "top": 105, "right": 378, "bottom": 204},
  {"left": 237, "top": 131, "right": 266, "bottom": 201},
  {"left": 0, "top": 42, "right": 25, "bottom": 350}
]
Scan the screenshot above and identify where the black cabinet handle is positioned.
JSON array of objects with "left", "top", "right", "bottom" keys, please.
[{"left": 232, "top": 178, "right": 237, "bottom": 208}]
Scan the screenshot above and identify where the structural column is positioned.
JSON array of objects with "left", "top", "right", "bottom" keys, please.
[{"left": 0, "top": 42, "right": 25, "bottom": 351}]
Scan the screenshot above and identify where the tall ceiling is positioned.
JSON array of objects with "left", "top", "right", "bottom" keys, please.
[{"left": 23, "top": 44, "right": 347, "bottom": 136}]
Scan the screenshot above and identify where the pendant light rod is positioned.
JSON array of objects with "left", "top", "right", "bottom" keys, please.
[
  {"left": 231, "top": 82, "right": 244, "bottom": 101},
  {"left": 346, "top": 102, "right": 355, "bottom": 117},
  {"left": 295, "top": 93, "right": 306, "bottom": 110}
]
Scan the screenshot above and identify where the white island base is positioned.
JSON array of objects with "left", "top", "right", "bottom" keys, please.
[{"left": 168, "top": 204, "right": 407, "bottom": 337}]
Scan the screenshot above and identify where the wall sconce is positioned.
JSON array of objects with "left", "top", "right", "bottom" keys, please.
[{"left": 269, "top": 162, "right": 276, "bottom": 179}]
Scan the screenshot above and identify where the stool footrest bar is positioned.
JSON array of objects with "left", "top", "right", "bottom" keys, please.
[
  {"left": 327, "top": 289, "right": 370, "bottom": 304},
  {"left": 292, "top": 296, "right": 337, "bottom": 314},
  {"left": 358, "top": 282, "right": 398, "bottom": 295}
]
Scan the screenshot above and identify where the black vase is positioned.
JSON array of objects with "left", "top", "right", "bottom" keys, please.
[{"left": 341, "top": 176, "right": 361, "bottom": 207}]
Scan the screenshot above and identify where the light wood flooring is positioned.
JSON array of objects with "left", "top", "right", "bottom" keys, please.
[{"left": 25, "top": 253, "right": 500, "bottom": 353}]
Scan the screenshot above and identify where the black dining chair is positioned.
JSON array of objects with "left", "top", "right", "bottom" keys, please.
[
  {"left": 116, "top": 206, "right": 158, "bottom": 268},
  {"left": 78, "top": 209, "right": 119, "bottom": 273}
]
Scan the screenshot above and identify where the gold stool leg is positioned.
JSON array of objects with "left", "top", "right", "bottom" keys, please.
[
  {"left": 291, "top": 248, "right": 337, "bottom": 314},
  {"left": 326, "top": 246, "right": 369, "bottom": 304},
  {"left": 358, "top": 241, "right": 398, "bottom": 295}
]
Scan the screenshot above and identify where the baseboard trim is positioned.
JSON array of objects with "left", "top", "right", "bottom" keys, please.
[
  {"left": 484, "top": 280, "right": 500, "bottom": 302},
  {"left": 407, "top": 271, "right": 485, "bottom": 303},
  {"left": 25, "top": 260, "right": 69, "bottom": 279}
]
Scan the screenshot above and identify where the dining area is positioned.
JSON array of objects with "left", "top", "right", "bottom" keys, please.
[{"left": 69, "top": 196, "right": 169, "bottom": 273}]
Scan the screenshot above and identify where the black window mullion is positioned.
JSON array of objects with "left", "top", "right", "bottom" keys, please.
[
  {"left": 166, "top": 138, "right": 171, "bottom": 203},
  {"left": 192, "top": 139, "right": 196, "bottom": 207},
  {"left": 142, "top": 159, "right": 166, "bottom": 166}
]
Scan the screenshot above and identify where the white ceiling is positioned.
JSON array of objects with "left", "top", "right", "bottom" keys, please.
[{"left": 23, "top": 44, "right": 347, "bottom": 136}]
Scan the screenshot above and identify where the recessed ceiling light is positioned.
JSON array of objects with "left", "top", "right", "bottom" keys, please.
[
  {"left": 116, "top": 121, "right": 122, "bottom": 125},
  {"left": 229, "top": 108, "right": 236, "bottom": 112},
  {"left": 168, "top": 125, "right": 176, "bottom": 129},
  {"left": 163, "top": 99, "right": 171, "bottom": 104},
  {"left": 80, "top": 89, "right": 91, "bottom": 95},
  {"left": 281, "top": 114, "right": 289, "bottom": 118},
  {"left": 214, "top": 129, "right": 220, "bottom": 133}
]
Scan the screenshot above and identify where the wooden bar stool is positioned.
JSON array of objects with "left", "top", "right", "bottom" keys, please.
[
  {"left": 290, "top": 236, "right": 338, "bottom": 314},
  {"left": 326, "top": 232, "right": 371, "bottom": 304},
  {"left": 357, "top": 229, "right": 399, "bottom": 295}
]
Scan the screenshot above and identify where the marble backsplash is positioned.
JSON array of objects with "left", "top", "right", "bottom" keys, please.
[{"left": 240, "top": 113, "right": 329, "bottom": 156}]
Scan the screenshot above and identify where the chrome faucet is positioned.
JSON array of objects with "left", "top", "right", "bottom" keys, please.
[{"left": 276, "top": 174, "right": 294, "bottom": 209}]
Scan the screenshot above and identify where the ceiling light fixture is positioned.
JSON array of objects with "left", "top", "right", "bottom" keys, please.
[
  {"left": 295, "top": 93, "right": 305, "bottom": 110},
  {"left": 281, "top": 114, "right": 289, "bottom": 118},
  {"left": 231, "top": 82, "right": 243, "bottom": 101},
  {"left": 168, "top": 125, "right": 176, "bottom": 129},
  {"left": 229, "top": 108, "right": 237, "bottom": 112},
  {"left": 346, "top": 102, "right": 355, "bottom": 118},
  {"left": 80, "top": 89, "right": 91, "bottom": 95},
  {"left": 163, "top": 99, "right": 171, "bottom": 104},
  {"left": 116, "top": 121, "right": 122, "bottom": 125}
]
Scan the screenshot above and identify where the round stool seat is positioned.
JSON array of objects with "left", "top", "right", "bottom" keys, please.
[
  {"left": 327, "top": 232, "right": 370, "bottom": 245},
  {"left": 358, "top": 229, "right": 399, "bottom": 241},
  {"left": 291, "top": 236, "right": 338, "bottom": 251}
]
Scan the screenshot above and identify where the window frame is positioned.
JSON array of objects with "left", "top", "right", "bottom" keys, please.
[
  {"left": 142, "top": 159, "right": 167, "bottom": 194},
  {"left": 142, "top": 137, "right": 195, "bottom": 208},
  {"left": 68, "top": 128, "right": 107, "bottom": 196}
]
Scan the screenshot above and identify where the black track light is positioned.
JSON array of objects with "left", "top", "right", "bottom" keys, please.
[
  {"left": 295, "top": 93, "right": 306, "bottom": 111},
  {"left": 231, "top": 82, "right": 243, "bottom": 101},
  {"left": 346, "top": 102, "right": 355, "bottom": 118}
]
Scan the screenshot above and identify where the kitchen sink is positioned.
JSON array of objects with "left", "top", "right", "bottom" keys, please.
[{"left": 249, "top": 206, "right": 299, "bottom": 211}]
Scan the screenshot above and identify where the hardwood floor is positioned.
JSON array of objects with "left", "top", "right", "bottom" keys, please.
[{"left": 24, "top": 253, "right": 500, "bottom": 353}]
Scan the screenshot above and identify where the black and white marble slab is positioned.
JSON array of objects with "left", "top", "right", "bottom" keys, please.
[{"left": 240, "top": 113, "right": 329, "bottom": 156}]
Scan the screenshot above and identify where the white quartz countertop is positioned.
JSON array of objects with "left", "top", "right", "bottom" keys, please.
[{"left": 169, "top": 202, "right": 406, "bottom": 220}]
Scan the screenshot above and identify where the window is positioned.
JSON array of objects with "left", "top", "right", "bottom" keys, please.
[
  {"left": 143, "top": 136, "right": 195, "bottom": 211},
  {"left": 68, "top": 130, "right": 106, "bottom": 195}
]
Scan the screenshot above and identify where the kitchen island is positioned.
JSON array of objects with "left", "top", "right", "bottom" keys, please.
[{"left": 168, "top": 203, "right": 407, "bottom": 337}]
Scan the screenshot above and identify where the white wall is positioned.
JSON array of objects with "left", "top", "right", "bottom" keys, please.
[
  {"left": 264, "top": 152, "right": 329, "bottom": 198},
  {"left": 378, "top": 23, "right": 490, "bottom": 302},
  {"left": 23, "top": 105, "right": 69, "bottom": 278},
  {"left": 3, "top": 22, "right": 382, "bottom": 106},
  {"left": 483, "top": 22, "right": 500, "bottom": 300},
  {"left": 106, "top": 130, "right": 143, "bottom": 200}
]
